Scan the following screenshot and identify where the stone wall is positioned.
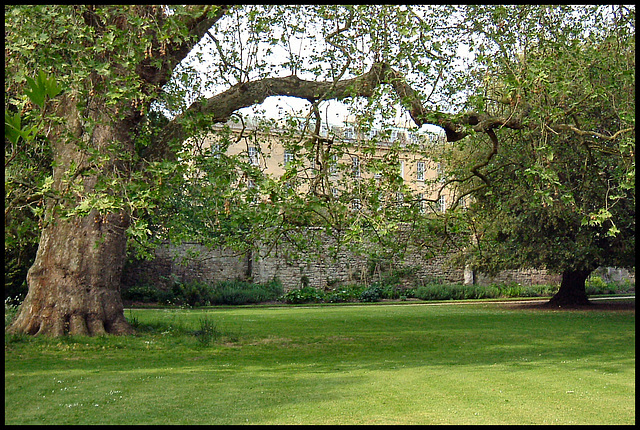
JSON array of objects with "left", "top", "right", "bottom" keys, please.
[
  {"left": 122, "top": 229, "right": 572, "bottom": 292},
  {"left": 122, "top": 243, "right": 251, "bottom": 290},
  {"left": 471, "top": 268, "right": 562, "bottom": 287},
  {"left": 244, "top": 228, "right": 470, "bottom": 290}
]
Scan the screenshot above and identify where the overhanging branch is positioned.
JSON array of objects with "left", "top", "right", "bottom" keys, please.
[
  {"left": 158, "top": 62, "right": 394, "bottom": 147},
  {"left": 158, "top": 61, "right": 534, "bottom": 152}
]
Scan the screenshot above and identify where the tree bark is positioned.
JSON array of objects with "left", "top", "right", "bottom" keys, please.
[
  {"left": 7, "top": 95, "right": 136, "bottom": 336},
  {"left": 7, "top": 210, "right": 133, "bottom": 336},
  {"left": 547, "top": 269, "right": 593, "bottom": 307}
]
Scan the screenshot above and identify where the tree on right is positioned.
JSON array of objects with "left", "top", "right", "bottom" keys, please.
[{"left": 443, "top": 5, "right": 635, "bottom": 306}]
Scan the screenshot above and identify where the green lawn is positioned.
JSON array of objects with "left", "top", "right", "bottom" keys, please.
[{"left": 4, "top": 300, "right": 635, "bottom": 424}]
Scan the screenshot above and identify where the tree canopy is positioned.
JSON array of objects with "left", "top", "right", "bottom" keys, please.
[
  {"left": 439, "top": 5, "right": 635, "bottom": 304},
  {"left": 4, "top": 5, "right": 635, "bottom": 334}
]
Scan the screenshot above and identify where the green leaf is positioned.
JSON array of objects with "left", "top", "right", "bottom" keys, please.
[
  {"left": 5, "top": 111, "right": 22, "bottom": 144},
  {"left": 606, "top": 224, "right": 620, "bottom": 237},
  {"left": 24, "top": 75, "right": 46, "bottom": 108},
  {"left": 40, "top": 176, "right": 54, "bottom": 194},
  {"left": 24, "top": 71, "right": 62, "bottom": 108},
  {"left": 44, "top": 74, "right": 63, "bottom": 99}
]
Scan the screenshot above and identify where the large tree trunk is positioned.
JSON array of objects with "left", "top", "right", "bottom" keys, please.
[
  {"left": 7, "top": 95, "right": 135, "bottom": 336},
  {"left": 547, "top": 269, "right": 593, "bottom": 307},
  {"left": 5, "top": 6, "right": 233, "bottom": 337},
  {"left": 7, "top": 210, "right": 133, "bottom": 336}
]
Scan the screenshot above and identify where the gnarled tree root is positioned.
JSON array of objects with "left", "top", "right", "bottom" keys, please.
[{"left": 7, "top": 308, "right": 134, "bottom": 337}]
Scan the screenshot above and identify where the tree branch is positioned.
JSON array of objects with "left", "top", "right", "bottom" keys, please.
[
  {"left": 157, "top": 61, "right": 532, "bottom": 153},
  {"left": 470, "top": 129, "right": 499, "bottom": 185},
  {"left": 136, "top": 5, "right": 231, "bottom": 87},
  {"left": 158, "top": 62, "right": 392, "bottom": 147},
  {"left": 552, "top": 124, "right": 634, "bottom": 142}
]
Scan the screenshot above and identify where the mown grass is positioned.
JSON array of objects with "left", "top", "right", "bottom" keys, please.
[{"left": 5, "top": 299, "right": 635, "bottom": 425}]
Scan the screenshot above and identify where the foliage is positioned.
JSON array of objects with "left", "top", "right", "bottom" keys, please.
[
  {"left": 280, "top": 283, "right": 412, "bottom": 304},
  {"left": 442, "top": 5, "right": 635, "bottom": 279},
  {"left": 279, "top": 286, "right": 326, "bottom": 304},
  {"left": 5, "top": 297, "right": 22, "bottom": 328},
  {"left": 4, "top": 5, "right": 468, "bottom": 287},
  {"left": 413, "top": 282, "right": 536, "bottom": 301},
  {"left": 208, "top": 279, "right": 284, "bottom": 305},
  {"left": 4, "top": 70, "right": 60, "bottom": 301},
  {"left": 585, "top": 275, "right": 635, "bottom": 296},
  {"left": 358, "top": 285, "right": 384, "bottom": 302},
  {"left": 324, "top": 285, "right": 365, "bottom": 303},
  {"left": 121, "top": 285, "right": 162, "bottom": 304},
  {"left": 122, "top": 278, "right": 284, "bottom": 307}
]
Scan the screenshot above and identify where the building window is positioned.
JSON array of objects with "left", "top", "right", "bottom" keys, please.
[
  {"left": 351, "top": 198, "right": 362, "bottom": 211},
  {"left": 284, "top": 150, "right": 294, "bottom": 166},
  {"left": 439, "top": 195, "right": 446, "bottom": 213},
  {"left": 352, "top": 156, "right": 360, "bottom": 178},
  {"left": 248, "top": 146, "right": 259, "bottom": 166},
  {"left": 210, "top": 144, "right": 221, "bottom": 159},
  {"left": 343, "top": 127, "right": 354, "bottom": 140},
  {"left": 416, "top": 161, "right": 425, "bottom": 181},
  {"left": 329, "top": 154, "right": 338, "bottom": 175},
  {"left": 390, "top": 129, "right": 398, "bottom": 142}
]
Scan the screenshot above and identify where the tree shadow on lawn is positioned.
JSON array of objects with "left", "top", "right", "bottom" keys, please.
[
  {"left": 217, "top": 310, "right": 635, "bottom": 375},
  {"left": 508, "top": 299, "right": 635, "bottom": 312}
]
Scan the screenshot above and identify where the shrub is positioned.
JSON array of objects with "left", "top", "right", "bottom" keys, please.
[
  {"left": 499, "top": 283, "right": 523, "bottom": 298},
  {"left": 480, "top": 285, "right": 501, "bottom": 299},
  {"left": 122, "top": 285, "right": 160, "bottom": 303},
  {"left": 325, "top": 284, "right": 364, "bottom": 303},
  {"left": 519, "top": 285, "right": 545, "bottom": 297},
  {"left": 377, "top": 283, "right": 405, "bottom": 300},
  {"left": 414, "top": 283, "right": 509, "bottom": 301},
  {"left": 170, "top": 280, "right": 211, "bottom": 307},
  {"left": 280, "top": 286, "right": 325, "bottom": 304},
  {"left": 157, "top": 289, "right": 177, "bottom": 305},
  {"left": 126, "top": 278, "right": 284, "bottom": 307},
  {"left": 586, "top": 275, "right": 607, "bottom": 290},
  {"left": 414, "top": 284, "right": 449, "bottom": 301},
  {"left": 585, "top": 275, "right": 627, "bottom": 295},
  {"left": 209, "top": 279, "right": 283, "bottom": 305},
  {"left": 585, "top": 283, "right": 617, "bottom": 296},
  {"left": 611, "top": 279, "right": 635, "bottom": 294},
  {"left": 359, "top": 285, "right": 383, "bottom": 302}
]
